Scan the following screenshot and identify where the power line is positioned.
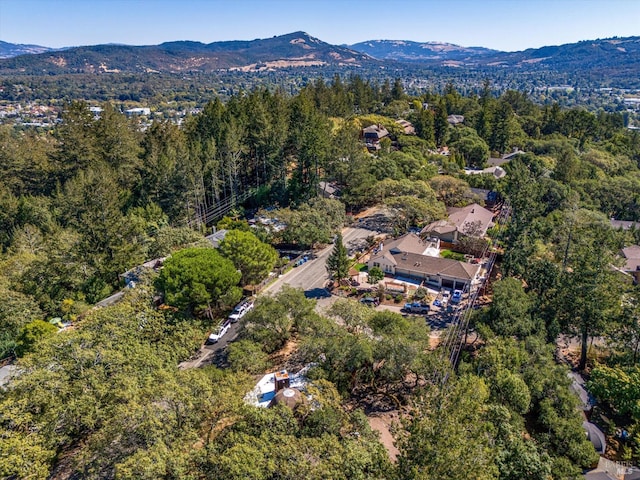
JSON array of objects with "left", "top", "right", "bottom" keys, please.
[{"left": 431, "top": 199, "right": 512, "bottom": 385}]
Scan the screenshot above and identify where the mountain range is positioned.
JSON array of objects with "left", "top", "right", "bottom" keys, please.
[
  {"left": 0, "top": 32, "right": 373, "bottom": 74},
  {"left": 348, "top": 39, "right": 499, "bottom": 63},
  {"left": 0, "top": 40, "right": 53, "bottom": 59},
  {"left": 0, "top": 32, "right": 639, "bottom": 82}
]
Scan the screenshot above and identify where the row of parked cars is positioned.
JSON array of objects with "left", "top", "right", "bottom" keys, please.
[
  {"left": 360, "top": 288, "right": 465, "bottom": 314},
  {"left": 433, "top": 289, "right": 464, "bottom": 308},
  {"left": 404, "top": 289, "right": 464, "bottom": 314},
  {"left": 207, "top": 299, "right": 254, "bottom": 344}
]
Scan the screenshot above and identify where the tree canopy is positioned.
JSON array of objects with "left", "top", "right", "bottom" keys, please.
[
  {"left": 156, "top": 247, "right": 241, "bottom": 315},
  {"left": 219, "top": 229, "right": 278, "bottom": 287},
  {"left": 1, "top": 77, "right": 639, "bottom": 476},
  {"left": 326, "top": 233, "right": 350, "bottom": 281}
]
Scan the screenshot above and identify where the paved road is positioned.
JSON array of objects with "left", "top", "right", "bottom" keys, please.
[
  {"left": 178, "top": 320, "right": 241, "bottom": 369},
  {"left": 179, "top": 226, "right": 376, "bottom": 369},
  {"left": 264, "top": 226, "right": 375, "bottom": 296}
]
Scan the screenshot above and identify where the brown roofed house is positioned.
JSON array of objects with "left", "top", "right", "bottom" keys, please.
[
  {"left": 362, "top": 124, "right": 389, "bottom": 150},
  {"left": 422, "top": 203, "right": 494, "bottom": 243},
  {"left": 395, "top": 119, "right": 415, "bottom": 135}
]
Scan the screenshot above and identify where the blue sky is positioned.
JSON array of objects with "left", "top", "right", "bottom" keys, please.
[{"left": 1, "top": 0, "right": 638, "bottom": 52}]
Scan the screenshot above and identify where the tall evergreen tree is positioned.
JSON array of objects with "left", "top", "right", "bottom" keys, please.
[
  {"left": 434, "top": 100, "right": 449, "bottom": 147},
  {"left": 490, "top": 100, "right": 513, "bottom": 153},
  {"left": 391, "top": 78, "right": 405, "bottom": 101},
  {"left": 413, "top": 105, "right": 436, "bottom": 146},
  {"left": 326, "top": 233, "right": 350, "bottom": 282},
  {"left": 54, "top": 101, "right": 98, "bottom": 182},
  {"left": 93, "top": 103, "right": 142, "bottom": 188}
]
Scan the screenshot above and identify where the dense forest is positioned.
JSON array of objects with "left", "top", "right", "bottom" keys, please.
[
  {"left": 2, "top": 65, "right": 638, "bottom": 116},
  {"left": 2, "top": 75, "right": 640, "bottom": 479}
]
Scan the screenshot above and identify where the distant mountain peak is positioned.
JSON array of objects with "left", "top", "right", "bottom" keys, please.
[
  {"left": 0, "top": 40, "right": 53, "bottom": 59},
  {"left": 349, "top": 39, "right": 499, "bottom": 62},
  {"left": 1, "top": 34, "right": 638, "bottom": 85},
  {"left": 0, "top": 31, "right": 374, "bottom": 74}
]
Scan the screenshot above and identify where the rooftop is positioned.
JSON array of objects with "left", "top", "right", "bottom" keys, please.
[
  {"left": 205, "top": 229, "right": 229, "bottom": 247},
  {"left": 362, "top": 124, "right": 389, "bottom": 140},
  {"left": 447, "top": 203, "right": 495, "bottom": 236},
  {"left": 383, "top": 232, "right": 438, "bottom": 257},
  {"left": 390, "top": 251, "right": 480, "bottom": 280},
  {"left": 622, "top": 245, "right": 640, "bottom": 272},
  {"left": 611, "top": 218, "right": 640, "bottom": 231},
  {"left": 245, "top": 367, "right": 310, "bottom": 408}
]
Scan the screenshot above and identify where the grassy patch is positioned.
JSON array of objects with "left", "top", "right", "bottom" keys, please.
[
  {"left": 441, "top": 249, "right": 466, "bottom": 261},
  {"left": 353, "top": 263, "right": 368, "bottom": 272}
]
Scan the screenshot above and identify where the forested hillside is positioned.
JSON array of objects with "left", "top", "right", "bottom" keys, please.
[
  {"left": 1, "top": 75, "right": 640, "bottom": 478},
  {"left": 0, "top": 40, "right": 53, "bottom": 59},
  {"left": 0, "top": 32, "right": 373, "bottom": 74}
]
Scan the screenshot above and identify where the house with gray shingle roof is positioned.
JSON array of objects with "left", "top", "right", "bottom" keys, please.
[
  {"left": 611, "top": 218, "right": 640, "bottom": 231},
  {"left": 367, "top": 233, "right": 480, "bottom": 290},
  {"left": 488, "top": 148, "right": 525, "bottom": 167},
  {"left": 621, "top": 245, "right": 640, "bottom": 284},
  {"left": 421, "top": 203, "right": 494, "bottom": 243}
]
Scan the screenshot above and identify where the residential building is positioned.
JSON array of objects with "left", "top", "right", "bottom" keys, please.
[
  {"left": 464, "top": 165, "right": 506, "bottom": 179},
  {"left": 487, "top": 148, "right": 525, "bottom": 167},
  {"left": 395, "top": 119, "right": 415, "bottom": 135},
  {"left": 611, "top": 218, "right": 640, "bottom": 231},
  {"left": 317, "top": 181, "right": 342, "bottom": 199},
  {"left": 447, "top": 114, "right": 464, "bottom": 125},
  {"left": 421, "top": 203, "right": 495, "bottom": 243},
  {"left": 367, "top": 233, "right": 480, "bottom": 290},
  {"left": 362, "top": 124, "right": 389, "bottom": 150},
  {"left": 120, "top": 256, "right": 166, "bottom": 287},
  {"left": 125, "top": 107, "right": 151, "bottom": 117},
  {"left": 621, "top": 245, "right": 640, "bottom": 284},
  {"left": 468, "top": 188, "right": 499, "bottom": 207},
  {"left": 244, "top": 367, "right": 310, "bottom": 408},
  {"left": 205, "top": 229, "right": 228, "bottom": 248}
]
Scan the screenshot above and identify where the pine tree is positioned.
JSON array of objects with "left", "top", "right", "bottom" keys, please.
[
  {"left": 326, "top": 233, "right": 350, "bottom": 281},
  {"left": 434, "top": 99, "right": 449, "bottom": 147}
]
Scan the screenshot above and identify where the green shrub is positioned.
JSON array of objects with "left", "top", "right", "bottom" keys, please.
[
  {"left": 368, "top": 267, "right": 384, "bottom": 283},
  {"left": 16, "top": 320, "right": 58, "bottom": 357},
  {"left": 414, "top": 287, "right": 428, "bottom": 300}
]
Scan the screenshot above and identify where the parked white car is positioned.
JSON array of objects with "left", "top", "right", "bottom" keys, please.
[
  {"left": 451, "top": 289, "right": 463, "bottom": 303},
  {"left": 208, "top": 322, "right": 230, "bottom": 344},
  {"left": 228, "top": 300, "right": 254, "bottom": 323}
]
